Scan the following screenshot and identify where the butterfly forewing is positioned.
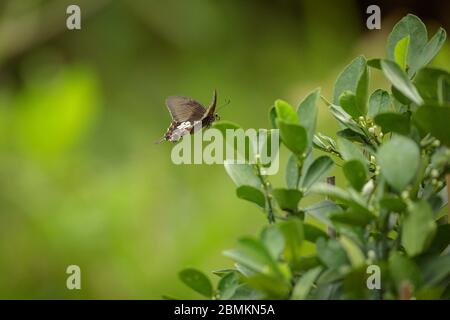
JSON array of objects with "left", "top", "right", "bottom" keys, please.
[{"left": 165, "top": 96, "right": 206, "bottom": 122}]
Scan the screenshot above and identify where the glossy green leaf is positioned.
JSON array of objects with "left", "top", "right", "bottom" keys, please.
[
  {"left": 394, "top": 36, "right": 410, "bottom": 70},
  {"left": 340, "top": 236, "right": 365, "bottom": 268},
  {"left": 269, "top": 106, "right": 278, "bottom": 129},
  {"left": 277, "top": 120, "right": 308, "bottom": 157},
  {"left": 304, "top": 200, "right": 341, "bottom": 227},
  {"left": 273, "top": 188, "right": 302, "bottom": 212},
  {"left": 413, "top": 105, "right": 450, "bottom": 147},
  {"left": 367, "top": 58, "right": 381, "bottom": 70},
  {"left": 402, "top": 200, "right": 437, "bottom": 256},
  {"left": 291, "top": 267, "right": 323, "bottom": 300},
  {"left": 337, "top": 136, "right": 367, "bottom": 167},
  {"left": 316, "top": 238, "right": 349, "bottom": 269},
  {"left": 285, "top": 154, "right": 299, "bottom": 189},
  {"left": 389, "top": 252, "right": 421, "bottom": 291},
  {"left": 303, "top": 223, "right": 328, "bottom": 243},
  {"left": 380, "top": 195, "right": 406, "bottom": 212},
  {"left": 300, "top": 155, "right": 334, "bottom": 190},
  {"left": 377, "top": 135, "right": 420, "bottom": 191},
  {"left": 417, "top": 27, "right": 447, "bottom": 71},
  {"left": 428, "top": 224, "right": 450, "bottom": 254},
  {"left": 339, "top": 90, "right": 360, "bottom": 118},
  {"left": 179, "top": 268, "right": 213, "bottom": 298},
  {"left": 279, "top": 219, "right": 304, "bottom": 265},
  {"left": 236, "top": 185, "right": 266, "bottom": 208},
  {"left": 330, "top": 208, "right": 374, "bottom": 227},
  {"left": 329, "top": 104, "right": 365, "bottom": 135},
  {"left": 274, "top": 99, "right": 298, "bottom": 124},
  {"left": 420, "top": 254, "right": 450, "bottom": 286},
  {"left": 224, "top": 161, "right": 261, "bottom": 189},
  {"left": 333, "top": 56, "right": 368, "bottom": 116},
  {"left": 374, "top": 112, "right": 411, "bottom": 135},
  {"left": 223, "top": 237, "right": 280, "bottom": 276},
  {"left": 297, "top": 88, "right": 320, "bottom": 148},
  {"left": 368, "top": 89, "right": 392, "bottom": 118},
  {"left": 414, "top": 68, "right": 450, "bottom": 104},
  {"left": 343, "top": 159, "right": 367, "bottom": 191},
  {"left": 381, "top": 59, "right": 424, "bottom": 105},
  {"left": 217, "top": 271, "right": 240, "bottom": 300},
  {"left": 387, "top": 14, "right": 427, "bottom": 76},
  {"left": 212, "top": 120, "right": 241, "bottom": 133},
  {"left": 260, "top": 226, "right": 285, "bottom": 261}
]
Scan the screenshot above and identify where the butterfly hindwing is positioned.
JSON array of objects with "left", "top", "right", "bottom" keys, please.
[{"left": 165, "top": 96, "right": 206, "bottom": 122}]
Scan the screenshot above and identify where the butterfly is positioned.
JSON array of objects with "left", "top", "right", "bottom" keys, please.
[{"left": 157, "top": 90, "right": 220, "bottom": 143}]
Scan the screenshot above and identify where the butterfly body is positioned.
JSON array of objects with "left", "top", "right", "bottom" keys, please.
[{"left": 159, "top": 90, "right": 219, "bottom": 143}]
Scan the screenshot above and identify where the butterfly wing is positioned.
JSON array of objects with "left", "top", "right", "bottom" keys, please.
[
  {"left": 202, "top": 90, "right": 217, "bottom": 120},
  {"left": 165, "top": 96, "right": 206, "bottom": 122}
]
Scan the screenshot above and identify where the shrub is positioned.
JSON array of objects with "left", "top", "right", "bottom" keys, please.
[{"left": 173, "top": 14, "right": 450, "bottom": 300}]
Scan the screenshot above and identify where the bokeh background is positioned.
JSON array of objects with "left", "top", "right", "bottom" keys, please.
[{"left": 0, "top": 0, "right": 449, "bottom": 299}]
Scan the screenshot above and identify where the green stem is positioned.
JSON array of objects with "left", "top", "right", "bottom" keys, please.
[{"left": 255, "top": 164, "right": 275, "bottom": 223}]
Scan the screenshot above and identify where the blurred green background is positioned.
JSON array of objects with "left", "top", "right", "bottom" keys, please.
[{"left": 0, "top": 0, "right": 449, "bottom": 299}]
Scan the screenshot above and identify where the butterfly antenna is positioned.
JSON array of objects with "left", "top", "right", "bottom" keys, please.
[{"left": 217, "top": 99, "right": 231, "bottom": 112}]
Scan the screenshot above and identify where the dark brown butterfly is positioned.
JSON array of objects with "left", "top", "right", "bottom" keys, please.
[{"left": 157, "top": 90, "right": 219, "bottom": 143}]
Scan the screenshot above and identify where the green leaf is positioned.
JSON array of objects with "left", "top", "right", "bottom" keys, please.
[
  {"left": 387, "top": 14, "right": 428, "bottom": 76},
  {"left": 279, "top": 219, "right": 304, "bottom": 265},
  {"left": 291, "top": 267, "right": 323, "bottom": 300},
  {"left": 303, "top": 223, "right": 328, "bottom": 243},
  {"left": 316, "top": 238, "right": 349, "bottom": 269},
  {"left": 217, "top": 271, "right": 240, "bottom": 300},
  {"left": 329, "top": 104, "right": 365, "bottom": 135},
  {"left": 368, "top": 89, "right": 393, "bottom": 118},
  {"left": 213, "top": 121, "right": 251, "bottom": 161},
  {"left": 374, "top": 112, "right": 411, "bottom": 135},
  {"left": 417, "top": 27, "right": 447, "bottom": 72},
  {"left": 339, "top": 236, "right": 365, "bottom": 268},
  {"left": 394, "top": 35, "right": 410, "bottom": 70},
  {"left": 224, "top": 162, "right": 261, "bottom": 189},
  {"left": 274, "top": 99, "right": 298, "bottom": 124},
  {"left": 337, "top": 137, "right": 367, "bottom": 167},
  {"left": 381, "top": 59, "right": 424, "bottom": 105},
  {"left": 273, "top": 188, "right": 302, "bottom": 212},
  {"left": 285, "top": 154, "right": 299, "bottom": 189},
  {"left": 297, "top": 88, "right": 320, "bottom": 148},
  {"left": 377, "top": 135, "right": 420, "bottom": 191},
  {"left": 223, "top": 237, "right": 280, "bottom": 276},
  {"left": 277, "top": 120, "right": 308, "bottom": 157},
  {"left": 260, "top": 226, "right": 285, "bottom": 261},
  {"left": 343, "top": 160, "right": 367, "bottom": 191},
  {"left": 402, "top": 200, "right": 437, "bottom": 256},
  {"left": 304, "top": 200, "right": 341, "bottom": 227},
  {"left": 333, "top": 56, "right": 368, "bottom": 116},
  {"left": 179, "top": 268, "right": 213, "bottom": 298},
  {"left": 367, "top": 58, "right": 381, "bottom": 70},
  {"left": 380, "top": 195, "right": 406, "bottom": 212},
  {"left": 236, "top": 185, "right": 266, "bottom": 208},
  {"left": 300, "top": 155, "right": 334, "bottom": 190},
  {"left": 428, "top": 224, "right": 450, "bottom": 254},
  {"left": 420, "top": 254, "right": 450, "bottom": 286},
  {"left": 330, "top": 208, "right": 374, "bottom": 227},
  {"left": 339, "top": 91, "right": 360, "bottom": 118},
  {"left": 389, "top": 252, "right": 421, "bottom": 291},
  {"left": 391, "top": 85, "right": 412, "bottom": 105},
  {"left": 413, "top": 105, "right": 450, "bottom": 147},
  {"left": 312, "top": 183, "right": 372, "bottom": 216},
  {"left": 212, "top": 120, "right": 240, "bottom": 133},
  {"left": 269, "top": 106, "right": 278, "bottom": 129},
  {"left": 414, "top": 68, "right": 450, "bottom": 104}
]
